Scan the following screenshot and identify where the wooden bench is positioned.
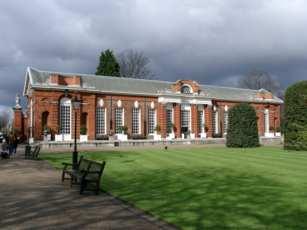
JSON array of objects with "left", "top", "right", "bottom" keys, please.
[
  {"left": 25, "top": 145, "right": 41, "bottom": 160},
  {"left": 61, "top": 156, "right": 84, "bottom": 182},
  {"left": 62, "top": 157, "right": 106, "bottom": 195},
  {"left": 78, "top": 160, "right": 106, "bottom": 195}
]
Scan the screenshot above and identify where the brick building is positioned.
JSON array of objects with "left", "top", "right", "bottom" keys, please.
[{"left": 14, "top": 67, "right": 283, "bottom": 142}]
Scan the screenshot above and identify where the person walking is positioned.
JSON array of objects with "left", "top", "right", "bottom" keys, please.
[
  {"left": 12, "top": 133, "right": 18, "bottom": 156},
  {"left": 8, "top": 133, "right": 14, "bottom": 157}
]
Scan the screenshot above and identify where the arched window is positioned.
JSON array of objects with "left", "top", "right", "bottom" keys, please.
[
  {"left": 181, "top": 85, "right": 191, "bottom": 94},
  {"left": 60, "top": 97, "right": 71, "bottom": 134}
]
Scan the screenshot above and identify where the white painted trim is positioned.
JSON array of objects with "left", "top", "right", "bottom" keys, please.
[
  {"left": 139, "top": 108, "right": 141, "bottom": 134},
  {"left": 264, "top": 109, "right": 269, "bottom": 134},
  {"left": 122, "top": 108, "right": 125, "bottom": 126},
  {"left": 159, "top": 96, "right": 212, "bottom": 105},
  {"left": 30, "top": 99, "right": 33, "bottom": 139},
  {"left": 104, "top": 107, "right": 107, "bottom": 134},
  {"left": 215, "top": 109, "right": 219, "bottom": 134}
]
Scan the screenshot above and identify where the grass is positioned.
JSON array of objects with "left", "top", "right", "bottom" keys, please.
[{"left": 42, "top": 146, "right": 307, "bottom": 229}]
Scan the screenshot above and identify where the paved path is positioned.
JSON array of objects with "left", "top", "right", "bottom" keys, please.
[{"left": 0, "top": 150, "right": 176, "bottom": 230}]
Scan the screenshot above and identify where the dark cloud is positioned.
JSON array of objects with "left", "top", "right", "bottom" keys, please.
[{"left": 1, "top": 0, "right": 307, "bottom": 110}]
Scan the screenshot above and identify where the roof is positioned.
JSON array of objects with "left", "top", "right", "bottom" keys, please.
[{"left": 23, "top": 67, "right": 283, "bottom": 104}]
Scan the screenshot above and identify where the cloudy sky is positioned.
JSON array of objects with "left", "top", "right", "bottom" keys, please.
[{"left": 1, "top": 0, "right": 307, "bottom": 110}]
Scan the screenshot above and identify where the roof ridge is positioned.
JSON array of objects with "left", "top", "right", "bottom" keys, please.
[
  {"left": 29, "top": 67, "right": 174, "bottom": 85},
  {"left": 201, "top": 84, "right": 262, "bottom": 92},
  {"left": 28, "top": 67, "right": 275, "bottom": 95}
]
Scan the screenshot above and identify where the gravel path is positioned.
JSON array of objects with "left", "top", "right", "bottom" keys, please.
[{"left": 0, "top": 149, "right": 176, "bottom": 230}]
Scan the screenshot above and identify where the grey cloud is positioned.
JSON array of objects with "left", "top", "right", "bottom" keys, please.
[{"left": 0, "top": 0, "right": 307, "bottom": 108}]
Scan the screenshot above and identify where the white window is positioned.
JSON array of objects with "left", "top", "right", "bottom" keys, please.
[
  {"left": 224, "top": 111, "right": 229, "bottom": 133},
  {"left": 132, "top": 107, "right": 140, "bottom": 134},
  {"left": 181, "top": 110, "right": 190, "bottom": 128},
  {"left": 60, "top": 98, "right": 71, "bottom": 134},
  {"left": 198, "top": 110, "right": 204, "bottom": 133},
  {"left": 264, "top": 109, "right": 269, "bottom": 133},
  {"left": 96, "top": 107, "right": 106, "bottom": 135},
  {"left": 213, "top": 106, "right": 219, "bottom": 134},
  {"left": 166, "top": 108, "right": 173, "bottom": 133},
  {"left": 181, "top": 85, "right": 192, "bottom": 94},
  {"left": 115, "top": 108, "right": 123, "bottom": 134},
  {"left": 148, "top": 108, "right": 156, "bottom": 134}
]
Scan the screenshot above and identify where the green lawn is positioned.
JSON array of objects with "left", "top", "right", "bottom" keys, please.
[{"left": 42, "top": 146, "right": 307, "bottom": 229}]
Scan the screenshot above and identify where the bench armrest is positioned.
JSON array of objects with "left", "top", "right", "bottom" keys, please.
[{"left": 62, "top": 162, "right": 73, "bottom": 170}]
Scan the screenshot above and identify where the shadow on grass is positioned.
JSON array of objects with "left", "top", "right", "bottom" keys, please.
[
  {"left": 41, "top": 151, "right": 140, "bottom": 169},
  {"left": 105, "top": 167, "right": 307, "bottom": 230}
]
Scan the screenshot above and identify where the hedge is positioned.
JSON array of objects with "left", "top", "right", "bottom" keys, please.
[
  {"left": 226, "top": 103, "right": 259, "bottom": 148},
  {"left": 284, "top": 81, "right": 307, "bottom": 150}
]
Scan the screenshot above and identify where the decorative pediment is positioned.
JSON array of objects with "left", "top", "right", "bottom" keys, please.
[
  {"left": 171, "top": 80, "right": 201, "bottom": 95},
  {"left": 256, "top": 89, "right": 273, "bottom": 100}
]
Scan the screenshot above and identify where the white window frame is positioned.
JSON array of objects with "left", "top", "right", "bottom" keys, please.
[
  {"left": 166, "top": 104, "right": 174, "bottom": 134},
  {"left": 115, "top": 107, "right": 124, "bottom": 134},
  {"left": 132, "top": 107, "right": 141, "bottom": 134},
  {"left": 224, "top": 111, "right": 229, "bottom": 134},
  {"left": 148, "top": 108, "right": 156, "bottom": 134},
  {"left": 96, "top": 107, "right": 107, "bottom": 135},
  {"left": 264, "top": 109, "right": 270, "bottom": 134},
  {"left": 213, "top": 106, "right": 219, "bottom": 134},
  {"left": 60, "top": 97, "right": 72, "bottom": 135}
]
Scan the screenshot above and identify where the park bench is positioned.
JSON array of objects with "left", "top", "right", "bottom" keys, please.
[
  {"left": 25, "top": 144, "right": 41, "bottom": 160},
  {"left": 61, "top": 155, "right": 84, "bottom": 182},
  {"left": 62, "top": 157, "right": 106, "bottom": 195}
]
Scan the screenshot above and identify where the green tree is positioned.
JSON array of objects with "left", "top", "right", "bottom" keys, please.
[
  {"left": 95, "top": 49, "right": 120, "bottom": 76},
  {"left": 284, "top": 81, "right": 307, "bottom": 150},
  {"left": 226, "top": 103, "right": 259, "bottom": 148}
]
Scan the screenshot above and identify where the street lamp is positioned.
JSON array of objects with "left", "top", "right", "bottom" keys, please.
[{"left": 72, "top": 96, "right": 81, "bottom": 170}]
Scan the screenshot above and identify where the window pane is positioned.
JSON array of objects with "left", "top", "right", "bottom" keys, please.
[
  {"left": 132, "top": 108, "right": 140, "bottom": 134},
  {"left": 115, "top": 108, "right": 123, "bottom": 134},
  {"left": 181, "top": 110, "right": 190, "bottom": 128},
  {"left": 148, "top": 109, "right": 155, "bottom": 134},
  {"left": 166, "top": 109, "right": 173, "bottom": 133},
  {"left": 224, "top": 111, "right": 228, "bottom": 133},
  {"left": 198, "top": 110, "right": 204, "bottom": 132},
  {"left": 96, "top": 107, "right": 105, "bottom": 135},
  {"left": 60, "top": 105, "right": 71, "bottom": 134}
]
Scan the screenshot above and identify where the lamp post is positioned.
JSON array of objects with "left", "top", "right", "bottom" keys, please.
[{"left": 72, "top": 96, "right": 81, "bottom": 170}]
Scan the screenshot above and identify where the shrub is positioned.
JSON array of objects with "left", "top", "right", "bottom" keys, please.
[
  {"left": 131, "top": 134, "right": 145, "bottom": 140},
  {"left": 226, "top": 103, "right": 259, "bottom": 148},
  {"left": 96, "top": 134, "right": 109, "bottom": 140},
  {"left": 284, "top": 81, "right": 307, "bottom": 150},
  {"left": 80, "top": 126, "right": 87, "bottom": 135}
]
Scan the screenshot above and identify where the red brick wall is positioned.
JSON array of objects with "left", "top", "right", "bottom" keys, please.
[
  {"left": 157, "top": 103, "right": 166, "bottom": 137},
  {"left": 173, "top": 104, "right": 181, "bottom": 138},
  {"left": 205, "top": 105, "right": 213, "bottom": 137},
  {"left": 12, "top": 108, "right": 24, "bottom": 136},
  {"left": 191, "top": 105, "right": 198, "bottom": 136},
  {"left": 19, "top": 88, "right": 282, "bottom": 141}
]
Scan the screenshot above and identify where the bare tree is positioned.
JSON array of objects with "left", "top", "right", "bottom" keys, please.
[
  {"left": 238, "top": 70, "right": 281, "bottom": 95},
  {"left": 118, "top": 50, "right": 154, "bottom": 79},
  {"left": 0, "top": 110, "right": 10, "bottom": 131}
]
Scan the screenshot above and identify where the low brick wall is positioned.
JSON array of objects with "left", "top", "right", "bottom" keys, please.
[{"left": 39, "top": 137, "right": 282, "bottom": 151}]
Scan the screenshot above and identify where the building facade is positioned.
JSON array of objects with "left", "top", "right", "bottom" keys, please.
[{"left": 14, "top": 67, "right": 283, "bottom": 142}]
